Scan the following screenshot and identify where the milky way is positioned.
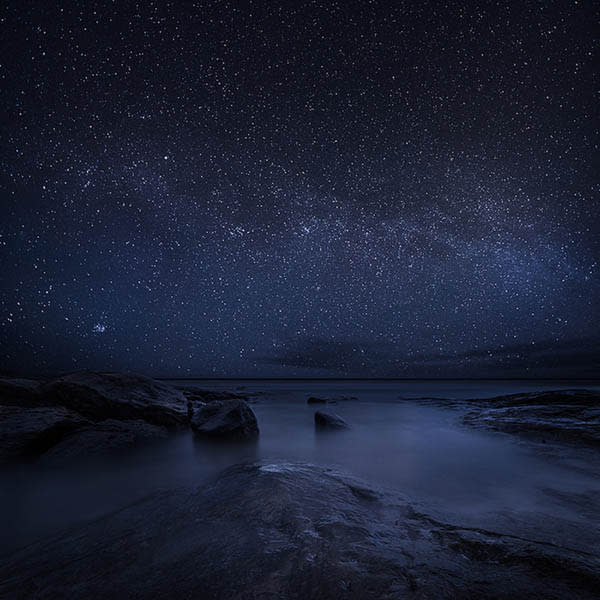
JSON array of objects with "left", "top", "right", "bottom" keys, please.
[{"left": 1, "top": 1, "right": 598, "bottom": 377}]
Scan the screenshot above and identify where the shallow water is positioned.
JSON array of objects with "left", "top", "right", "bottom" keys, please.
[{"left": 1, "top": 379, "right": 599, "bottom": 556}]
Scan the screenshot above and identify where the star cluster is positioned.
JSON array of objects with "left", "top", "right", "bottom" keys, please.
[{"left": 1, "top": 1, "right": 598, "bottom": 377}]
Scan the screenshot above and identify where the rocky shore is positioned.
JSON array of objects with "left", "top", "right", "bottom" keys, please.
[
  {"left": 1, "top": 461, "right": 598, "bottom": 599},
  {"left": 1, "top": 376, "right": 598, "bottom": 598},
  {"left": 0, "top": 372, "right": 256, "bottom": 463},
  {"left": 461, "top": 389, "right": 600, "bottom": 448}
]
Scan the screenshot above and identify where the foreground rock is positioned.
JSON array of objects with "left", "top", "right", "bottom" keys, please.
[
  {"left": 0, "top": 372, "right": 190, "bottom": 462},
  {"left": 314, "top": 410, "right": 349, "bottom": 430},
  {"left": 191, "top": 399, "right": 259, "bottom": 440},
  {"left": 1, "top": 462, "right": 597, "bottom": 599},
  {"left": 462, "top": 389, "right": 600, "bottom": 448}
]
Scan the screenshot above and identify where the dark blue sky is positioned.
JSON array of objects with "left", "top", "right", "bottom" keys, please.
[{"left": 1, "top": 1, "right": 598, "bottom": 377}]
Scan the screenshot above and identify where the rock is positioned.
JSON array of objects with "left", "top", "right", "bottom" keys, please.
[
  {"left": 178, "top": 387, "right": 247, "bottom": 404},
  {"left": 307, "top": 396, "right": 327, "bottom": 404},
  {"left": 0, "top": 373, "right": 193, "bottom": 463},
  {"left": 191, "top": 399, "right": 259, "bottom": 440},
  {"left": 40, "top": 419, "right": 170, "bottom": 462},
  {"left": 0, "top": 377, "right": 44, "bottom": 407},
  {"left": 462, "top": 389, "right": 600, "bottom": 448},
  {"left": 314, "top": 410, "right": 349, "bottom": 429},
  {"left": 1, "top": 462, "right": 598, "bottom": 599},
  {"left": 307, "top": 395, "right": 357, "bottom": 404},
  {"left": 40, "top": 372, "right": 189, "bottom": 428},
  {"left": 0, "top": 405, "right": 90, "bottom": 462}
]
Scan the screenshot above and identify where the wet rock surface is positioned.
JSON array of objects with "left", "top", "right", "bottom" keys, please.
[
  {"left": 461, "top": 389, "right": 600, "bottom": 448},
  {"left": 1, "top": 461, "right": 597, "bottom": 600},
  {"left": 0, "top": 373, "right": 189, "bottom": 462},
  {"left": 315, "top": 410, "right": 349, "bottom": 429},
  {"left": 191, "top": 399, "right": 259, "bottom": 440}
]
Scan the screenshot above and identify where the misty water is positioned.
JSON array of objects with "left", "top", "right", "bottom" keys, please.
[{"left": 2, "top": 379, "right": 599, "bottom": 556}]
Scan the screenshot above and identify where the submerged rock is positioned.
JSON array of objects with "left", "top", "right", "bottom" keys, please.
[
  {"left": 1, "top": 462, "right": 597, "bottom": 599},
  {"left": 307, "top": 395, "right": 357, "bottom": 404},
  {"left": 191, "top": 399, "right": 259, "bottom": 440},
  {"left": 314, "top": 410, "right": 349, "bottom": 429},
  {"left": 307, "top": 396, "right": 327, "bottom": 404}
]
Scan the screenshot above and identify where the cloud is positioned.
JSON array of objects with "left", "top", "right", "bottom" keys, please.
[{"left": 259, "top": 336, "right": 600, "bottom": 378}]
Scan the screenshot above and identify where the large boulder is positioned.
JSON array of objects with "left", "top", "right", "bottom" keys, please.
[
  {"left": 0, "top": 405, "right": 90, "bottom": 462},
  {"left": 40, "top": 372, "right": 189, "bottom": 428},
  {"left": 191, "top": 399, "right": 258, "bottom": 440},
  {"left": 314, "top": 410, "right": 349, "bottom": 430}
]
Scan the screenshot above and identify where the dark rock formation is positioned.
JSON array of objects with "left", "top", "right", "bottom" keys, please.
[
  {"left": 0, "top": 377, "right": 44, "bottom": 408},
  {"left": 178, "top": 387, "right": 248, "bottom": 404},
  {"left": 462, "top": 389, "right": 600, "bottom": 447},
  {"left": 1, "top": 462, "right": 597, "bottom": 599},
  {"left": 40, "top": 419, "right": 170, "bottom": 462},
  {"left": 307, "top": 396, "right": 327, "bottom": 404},
  {"left": 191, "top": 399, "right": 259, "bottom": 440},
  {"left": 0, "top": 405, "right": 90, "bottom": 462},
  {"left": 0, "top": 372, "right": 190, "bottom": 462},
  {"left": 41, "top": 372, "right": 189, "bottom": 428},
  {"left": 314, "top": 410, "right": 349, "bottom": 429},
  {"left": 307, "top": 395, "right": 358, "bottom": 404}
]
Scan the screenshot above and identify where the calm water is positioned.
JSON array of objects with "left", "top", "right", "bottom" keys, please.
[{"left": 2, "top": 379, "right": 599, "bottom": 555}]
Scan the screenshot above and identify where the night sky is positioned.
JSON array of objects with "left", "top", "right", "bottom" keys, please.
[{"left": 1, "top": 1, "right": 598, "bottom": 378}]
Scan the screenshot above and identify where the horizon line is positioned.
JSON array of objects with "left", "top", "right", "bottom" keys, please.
[{"left": 157, "top": 376, "right": 600, "bottom": 381}]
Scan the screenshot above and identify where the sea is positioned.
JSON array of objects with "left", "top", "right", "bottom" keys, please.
[{"left": 2, "top": 379, "right": 599, "bottom": 556}]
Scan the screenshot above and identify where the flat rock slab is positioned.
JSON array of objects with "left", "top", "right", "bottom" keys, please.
[
  {"left": 191, "top": 399, "right": 259, "bottom": 440},
  {"left": 462, "top": 389, "right": 600, "bottom": 447},
  {"left": 1, "top": 462, "right": 597, "bottom": 599}
]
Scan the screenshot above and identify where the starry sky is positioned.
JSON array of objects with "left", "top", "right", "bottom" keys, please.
[{"left": 1, "top": 1, "right": 598, "bottom": 378}]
